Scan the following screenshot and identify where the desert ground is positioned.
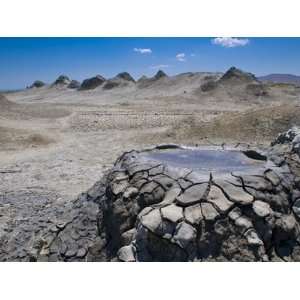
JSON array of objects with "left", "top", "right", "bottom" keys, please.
[{"left": 1, "top": 67, "right": 300, "bottom": 260}]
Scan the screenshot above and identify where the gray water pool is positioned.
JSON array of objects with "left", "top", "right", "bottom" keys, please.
[{"left": 142, "top": 149, "right": 266, "bottom": 173}]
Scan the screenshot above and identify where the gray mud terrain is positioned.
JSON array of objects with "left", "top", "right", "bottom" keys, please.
[
  {"left": 1, "top": 68, "right": 300, "bottom": 261},
  {"left": 11, "top": 128, "right": 300, "bottom": 262}
]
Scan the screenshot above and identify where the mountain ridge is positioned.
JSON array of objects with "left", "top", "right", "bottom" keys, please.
[{"left": 258, "top": 73, "right": 300, "bottom": 85}]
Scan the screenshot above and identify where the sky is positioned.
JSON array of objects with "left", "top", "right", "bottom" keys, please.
[{"left": 0, "top": 37, "right": 300, "bottom": 89}]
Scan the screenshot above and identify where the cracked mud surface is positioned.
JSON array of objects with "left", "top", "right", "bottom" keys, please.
[{"left": 13, "top": 127, "right": 300, "bottom": 262}]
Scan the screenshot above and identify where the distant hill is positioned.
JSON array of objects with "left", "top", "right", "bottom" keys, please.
[
  {"left": 0, "top": 89, "right": 23, "bottom": 93},
  {"left": 258, "top": 74, "right": 300, "bottom": 85},
  {"left": 200, "top": 66, "right": 268, "bottom": 98}
]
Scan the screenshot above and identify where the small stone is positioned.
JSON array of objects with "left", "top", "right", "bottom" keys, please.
[
  {"left": 161, "top": 204, "right": 183, "bottom": 223},
  {"left": 117, "top": 245, "right": 136, "bottom": 262},
  {"left": 281, "top": 215, "right": 296, "bottom": 232},
  {"left": 50, "top": 225, "right": 59, "bottom": 233},
  {"left": 123, "top": 187, "right": 138, "bottom": 199},
  {"left": 40, "top": 246, "right": 50, "bottom": 256},
  {"left": 244, "top": 229, "right": 263, "bottom": 245},
  {"left": 207, "top": 185, "right": 234, "bottom": 213},
  {"left": 77, "top": 248, "right": 87, "bottom": 258},
  {"left": 235, "top": 216, "right": 252, "bottom": 230},
  {"left": 176, "top": 183, "right": 208, "bottom": 206},
  {"left": 173, "top": 222, "right": 196, "bottom": 248},
  {"left": 201, "top": 202, "right": 219, "bottom": 221},
  {"left": 121, "top": 228, "right": 136, "bottom": 245},
  {"left": 56, "top": 222, "right": 67, "bottom": 230},
  {"left": 228, "top": 207, "right": 242, "bottom": 221},
  {"left": 111, "top": 180, "right": 129, "bottom": 195},
  {"left": 140, "top": 209, "right": 162, "bottom": 232},
  {"left": 64, "top": 248, "right": 77, "bottom": 258},
  {"left": 253, "top": 200, "right": 271, "bottom": 217},
  {"left": 184, "top": 204, "right": 203, "bottom": 225}
]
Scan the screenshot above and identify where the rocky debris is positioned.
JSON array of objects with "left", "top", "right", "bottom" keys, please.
[
  {"left": 53, "top": 75, "right": 71, "bottom": 86},
  {"left": 79, "top": 75, "right": 106, "bottom": 90},
  {"left": 68, "top": 80, "right": 81, "bottom": 89},
  {"left": 30, "top": 80, "right": 46, "bottom": 88},
  {"left": 4, "top": 127, "right": 300, "bottom": 262},
  {"left": 252, "top": 200, "right": 271, "bottom": 217},
  {"left": 26, "top": 177, "right": 107, "bottom": 262},
  {"left": 271, "top": 126, "right": 300, "bottom": 146},
  {"left": 0, "top": 189, "right": 64, "bottom": 261}
]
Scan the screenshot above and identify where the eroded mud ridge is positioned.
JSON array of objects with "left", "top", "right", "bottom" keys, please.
[{"left": 19, "top": 128, "right": 300, "bottom": 262}]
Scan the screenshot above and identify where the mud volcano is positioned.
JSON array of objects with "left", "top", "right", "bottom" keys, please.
[
  {"left": 28, "top": 130, "right": 300, "bottom": 262},
  {"left": 102, "top": 145, "right": 297, "bottom": 262}
]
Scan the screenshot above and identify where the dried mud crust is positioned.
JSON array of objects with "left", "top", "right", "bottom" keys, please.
[
  {"left": 25, "top": 130, "right": 300, "bottom": 262},
  {"left": 2, "top": 177, "right": 109, "bottom": 262}
]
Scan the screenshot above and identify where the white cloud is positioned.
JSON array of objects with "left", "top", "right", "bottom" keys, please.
[
  {"left": 134, "top": 48, "right": 152, "bottom": 54},
  {"left": 149, "top": 64, "right": 169, "bottom": 69},
  {"left": 176, "top": 53, "right": 186, "bottom": 62},
  {"left": 212, "top": 37, "right": 249, "bottom": 48}
]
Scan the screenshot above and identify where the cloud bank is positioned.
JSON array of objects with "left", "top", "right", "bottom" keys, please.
[
  {"left": 149, "top": 64, "right": 169, "bottom": 69},
  {"left": 212, "top": 37, "right": 249, "bottom": 48},
  {"left": 134, "top": 48, "right": 152, "bottom": 54},
  {"left": 176, "top": 53, "right": 186, "bottom": 61}
]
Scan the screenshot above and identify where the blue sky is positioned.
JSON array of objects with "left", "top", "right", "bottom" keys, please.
[{"left": 0, "top": 37, "right": 300, "bottom": 89}]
